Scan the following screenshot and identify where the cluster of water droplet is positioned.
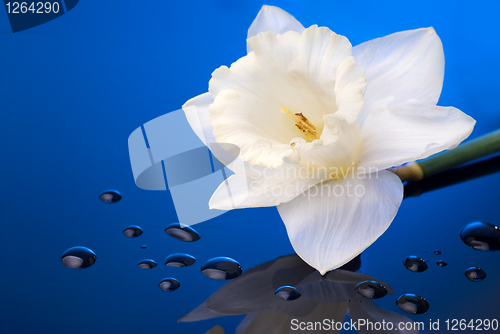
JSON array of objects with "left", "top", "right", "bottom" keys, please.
[
  {"left": 61, "top": 189, "right": 498, "bottom": 318},
  {"left": 391, "top": 220, "right": 499, "bottom": 314},
  {"left": 61, "top": 190, "right": 244, "bottom": 294}
]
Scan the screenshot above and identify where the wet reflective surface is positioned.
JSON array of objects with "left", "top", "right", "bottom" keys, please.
[{"left": 3, "top": 2, "right": 500, "bottom": 334}]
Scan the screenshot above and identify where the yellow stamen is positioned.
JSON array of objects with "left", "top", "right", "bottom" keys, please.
[{"left": 281, "top": 107, "right": 319, "bottom": 141}]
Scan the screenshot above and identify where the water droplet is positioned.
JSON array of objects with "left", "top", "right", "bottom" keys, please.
[
  {"left": 165, "top": 253, "right": 196, "bottom": 267},
  {"left": 355, "top": 280, "right": 388, "bottom": 299},
  {"left": 165, "top": 223, "right": 200, "bottom": 242},
  {"left": 123, "top": 225, "right": 143, "bottom": 238},
  {"left": 403, "top": 256, "right": 428, "bottom": 272},
  {"left": 437, "top": 260, "right": 447, "bottom": 267},
  {"left": 396, "top": 294, "right": 430, "bottom": 314},
  {"left": 99, "top": 190, "right": 122, "bottom": 203},
  {"left": 464, "top": 267, "right": 486, "bottom": 282},
  {"left": 460, "top": 221, "right": 500, "bottom": 251},
  {"left": 138, "top": 259, "right": 157, "bottom": 269},
  {"left": 434, "top": 250, "right": 441, "bottom": 255},
  {"left": 140, "top": 245, "right": 147, "bottom": 249},
  {"left": 201, "top": 257, "right": 242, "bottom": 280},
  {"left": 61, "top": 246, "right": 97, "bottom": 269},
  {"left": 158, "top": 278, "right": 180, "bottom": 292},
  {"left": 275, "top": 286, "right": 301, "bottom": 301}
]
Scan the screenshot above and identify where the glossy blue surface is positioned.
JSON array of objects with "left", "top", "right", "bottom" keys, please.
[{"left": 1, "top": 1, "right": 499, "bottom": 333}]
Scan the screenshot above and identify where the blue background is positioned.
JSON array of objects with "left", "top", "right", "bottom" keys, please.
[{"left": 0, "top": 0, "right": 499, "bottom": 333}]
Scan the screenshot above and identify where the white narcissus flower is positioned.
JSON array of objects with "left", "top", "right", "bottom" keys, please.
[{"left": 182, "top": 6, "right": 475, "bottom": 275}]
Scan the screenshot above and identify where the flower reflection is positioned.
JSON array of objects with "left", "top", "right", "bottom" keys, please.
[{"left": 180, "top": 255, "right": 419, "bottom": 333}]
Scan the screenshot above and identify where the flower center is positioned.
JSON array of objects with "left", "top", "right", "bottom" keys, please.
[{"left": 280, "top": 107, "right": 320, "bottom": 143}]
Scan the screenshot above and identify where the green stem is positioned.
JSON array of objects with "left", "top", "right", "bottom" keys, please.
[{"left": 418, "top": 129, "right": 500, "bottom": 178}]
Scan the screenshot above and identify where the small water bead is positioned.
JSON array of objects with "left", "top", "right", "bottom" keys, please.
[
  {"left": 140, "top": 245, "right": 147, "bottom": 249},
  {"left": 165, "top": 223, "right": 200, "bottom": 242},
  {"left": 437, "top": 261, "right": 448, "bottom": 267},
  {"left": 464, "top": 267, "right": 486, "bottom": 282},
  {"left": 138, "top": 259, "right": 157, "bottom": 269},
  {"left": 403, "top": 256, "right": 428, "bottom": 272},
  {"left": 123, "top": 225, "right": 143, "bottom": 238},
  {"left": 396, "top": 294, "right": 430, "bottom": 314},
  {"left": 201, "top": 257, "right": 242, "bottom": 280},
  {"left": 434, "top": 250, "right": 441, "bottom": 255},
  {"left": 355, "top": 280, "right": 388, "bottom": 299},
  {"left": 165, "top": 253, "right": 196, "bottom": 267},
  {"left": 275, "top": 286, "right": 301, "bottom": 301},
  {"left": 158, "top": 278, "right": 180, "bottom": 292},
  {"left": 61, "top": 246, "right": 97, "bottom": 269},
  {"left": 99, "top": 190, "right": 122, "bottom": 203},
  {"left": 460, "top": 221, "right": 500, "bottom": 251}
]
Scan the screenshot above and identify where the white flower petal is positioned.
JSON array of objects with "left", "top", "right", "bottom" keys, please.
[
  {"left": 209, "top": 162, "right": 332, "bottom": 210},
  {"left": 210, "top": 25, "right": 363, "bottom": 168},
  {"left": 209, "top": 115, "right": 364, "bottom": 211},
  {"left": 358, "top": 100, "right": 475, "bottom": 171},
  {"left": 247, "top": 5, "right": 305, "bottom": 53},
  {"left": 277, "top": 170, "right": 403, "bottom": 275},
  {"left": 353, "top": 28, "right": 444, "bottom": 125},
  {"left": 182, "top": 92, "right": 215, "bottom": 145}
]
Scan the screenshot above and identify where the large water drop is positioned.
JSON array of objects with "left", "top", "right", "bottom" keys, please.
[
  {"left": 460, "top": 221, "right": 500, "bottom": 251},
  {"left": 396, "top": 294, "right": 429, "bottom": 314},
  {"left": 201, "top": 257, "right": 242, "bottom": 280},
  {"left": 165, "top": 223, "right": 200, "bottom": 242},
  {"left": 355, "top": 280, "right": 388, "bottom": 299},
  {"left": 464, "top": 267, "right": 486, "bottom": 282},
  {"left": 275, "top": 286, "right": 301, "bottom": 301},
  {"left": 61, "top": 246, "right": 97, "bottom": 269},
  {"left": 138, "top": 259, "right": 157, "bottom": 269},
  {"left": 165, "top": 253, "right": 196, "bottom": 267},
  {"left": 123, "top": 225, "right": 143, "bottom": 238},
  {"left": 158, "top": 278, "right": 180, "bottom": 292},
  {"left": 403, "top": 256, "right": 428, "bottom": 272}
]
